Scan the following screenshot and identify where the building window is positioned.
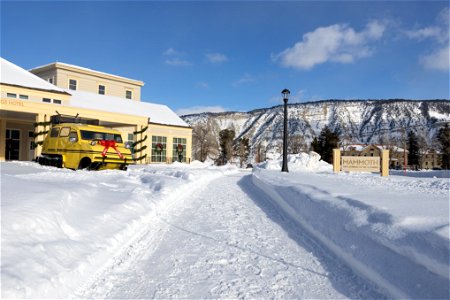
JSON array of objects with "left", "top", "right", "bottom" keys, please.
[
  {"left": 6, "top": 93, "right": 17, "bottom": 98},
  {"left": 53, "top": 99, "right": 62, "bottom": 105},
  {"left": 69, "top": 79, "right": 77, "bottom": 90},
  {"left": 126, "top": 90, "right": 132, "bottom": 99},
  {"left": 42, "top": 98, "right": 51, "bottom": 103},
  {"left": 48, "top": 78, "right": 53, "bottom": 84},
  {"left": 19, "top": 95, "right": 28, "bottom": 100},
  {"left": 172, "top": 137, "right": 187, "bottom": 162},
  {"left": 151, "top": 136, "right": 167, "bottom": 163},
  {"left": 98, "top": 85, "right": 105, "bottom": 95}
]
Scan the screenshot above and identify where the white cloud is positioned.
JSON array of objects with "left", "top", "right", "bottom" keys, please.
[
  {"left": 163, "top": 48, "right": 181, "bottom": 56},
  {"left": 405, "top": 27, "right": 443, "bottom": 41},
  {"left": 206, "top": 53, "right": 228, "bottom": 64},
  {"left": 420, "top": 45, "right": 449, "bottom": 71},
  {"left": 405, "top": 8, "right": 449, "bottom": 72},
  {"left": 196, "top": 81, "right": 209, "bottom": 89},
  {"left": 163, "top": 48, "right": 192, "bottom": 66},
  {"left": 232, "top": 73, "right": 256, "bottom": 87},
  {"left": 268, "top": 89, "right": 322, "bottom": 104},
  {"left": 176, "top": 105, "right": 228, "bottom": 116},
  {"left": 273, "top": 20, "right": 386, "bottom": 70},
  {"left": 165, "top": 58, "right": 192, "bottom": 67}
]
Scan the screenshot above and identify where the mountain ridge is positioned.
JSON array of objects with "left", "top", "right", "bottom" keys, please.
[{"left": 181, "top": 99, "right": 450, "bottom": 159}]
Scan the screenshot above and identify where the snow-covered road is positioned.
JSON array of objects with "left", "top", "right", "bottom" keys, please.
[{"left": 78, "top": 172, "right": 383, "bottom": 299}]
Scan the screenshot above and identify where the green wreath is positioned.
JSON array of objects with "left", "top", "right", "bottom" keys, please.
[
  {"left": 155, "top": 143, "right": 164, "bottom": 153},
  {"left": 176, "top": 143, "right": 184, "bottom": 154}
]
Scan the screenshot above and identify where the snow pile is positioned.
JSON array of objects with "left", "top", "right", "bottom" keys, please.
[
  {"left": 390, "top": 169, "right": 450, "bottom": 179},
  {"left": 258, "top": 152, "right": 332, "bottom": 172},
  {"left": 252, "top": 168, "right": 449, "bottom": 299},
  {"left": 1, "top": 162, "right": 237, "bottom": 298}
]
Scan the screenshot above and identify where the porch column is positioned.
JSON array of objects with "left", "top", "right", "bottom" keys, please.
[
  {"left": 0, "top": 118, "right": 6, "bottom": 161},
  {"left": 34, "top": 113, "right": 47, "bottom": 157}
]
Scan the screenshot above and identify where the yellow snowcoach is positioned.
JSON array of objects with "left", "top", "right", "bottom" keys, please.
[{"left": 37, "top": 115, "right": 133, "bottom": 170}]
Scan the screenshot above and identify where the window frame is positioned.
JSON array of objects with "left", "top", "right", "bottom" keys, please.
[
  {"left": 98, "top": 85, "right": 105, "bottom": 95},
  {"left": 125, "top": 90, "right": 132, "bottom": 99},
  {"left": 50, "top": 127, "right": 60, "bottom": 137},
  {"left": 69, "top": 79, "right": 77, "bottom": 90},
  {"left": 172, "top": 137, "right": 187, "bottom": 162},
  {"left": 151, "top": 136, "right": 167, "bottom": 163},
  {"left": 59, "top": 127, "right": 71, "bottom": 137}
]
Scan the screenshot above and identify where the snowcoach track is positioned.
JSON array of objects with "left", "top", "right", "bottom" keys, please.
[{"left": 77, "top": 172, "right": 385, "bottom": 299}]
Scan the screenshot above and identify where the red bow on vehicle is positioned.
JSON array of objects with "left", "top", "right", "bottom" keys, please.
[{"left": 99, "top": 140, "right": 124, "bottom": 159}]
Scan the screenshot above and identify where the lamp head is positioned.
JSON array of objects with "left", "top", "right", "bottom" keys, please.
[{"left": 281, "top": 89, "right": 290, "bottom": 102}]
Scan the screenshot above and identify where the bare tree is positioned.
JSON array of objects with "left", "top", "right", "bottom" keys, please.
[
  {"left": 340, "top": 133, "right": 355, "bottom": 153},
  {"left": 234, "top": 137, "right": 250, "bottom": 168},
  {"left": 192, "top": 121, "right": 217, "bottom": 162},
  {"left": 417, "top": 133, "right": 428, "bottom": 168},
  {"left": 288, "top": 134, "right": 306, "bottom": 154}
]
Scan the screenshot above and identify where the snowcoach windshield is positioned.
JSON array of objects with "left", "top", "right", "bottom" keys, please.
[{"left": 80, "top": 130, "right": 123, "bottom": 143}]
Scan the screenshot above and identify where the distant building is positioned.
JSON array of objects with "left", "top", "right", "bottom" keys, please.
[
  {"left": 420, "top": 149, "right": 442, "bottom": 170},
  {"left": 341, "top": 143, "right": 444, "bottom": 170},
  {"left": 1, "top": 57, "right": 192, "bottom": 164}
]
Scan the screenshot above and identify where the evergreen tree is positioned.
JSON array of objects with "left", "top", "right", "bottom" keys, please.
[
  {"left": 407, "top": 131, "right": 420, "bottom": 169},
  {"left": 311, "top": 137, "right": 320, "bottom": 153},
  {"left": 314, "top": 126, "right": 340, "bottom": 163},
  {"left": 218, "top": 129, "right": 235, "bottom": 165},
  {"left": 436, "top": 124, "right": 450, "bottom": 169}
]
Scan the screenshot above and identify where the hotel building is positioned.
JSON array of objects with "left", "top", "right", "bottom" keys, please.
[{"left": 0, "top": 58, "right": 192, "bottom": 164}]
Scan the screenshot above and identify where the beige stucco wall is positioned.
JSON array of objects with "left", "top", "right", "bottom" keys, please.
[
  {"left": 1, "top": 84, "right": 70, "bottom": 106},
  {"left": 31, "top": 64, "right": 143, "bottom": 101},
  {"left": 147, "top": 123, "right": 193, "bottom": 163}
]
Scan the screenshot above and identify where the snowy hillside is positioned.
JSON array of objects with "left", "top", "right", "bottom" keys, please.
[{"left": 182, "top": 99, "right": 450, "bottom": 153}]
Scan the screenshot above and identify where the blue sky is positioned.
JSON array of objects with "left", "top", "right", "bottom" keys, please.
[{"left": 1, "top": 1, "right": 449, "bottom": 115}]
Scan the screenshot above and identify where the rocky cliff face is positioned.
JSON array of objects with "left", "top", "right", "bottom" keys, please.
[{"left": 182, "top": 99, "right": 450, "bottom": 158}]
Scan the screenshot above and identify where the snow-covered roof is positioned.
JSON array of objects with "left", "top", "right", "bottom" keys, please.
[
  {"left": 342, "top": 144, "right": 407, "bottom": 153},
  {"left": 68, "top": 90, "right": 189, "bottom": 128},
  {"left": 0, "top": 57, "right": 68, "bottom": 94}
]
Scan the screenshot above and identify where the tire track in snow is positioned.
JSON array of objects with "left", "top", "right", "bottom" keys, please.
[{"left": 78, "top": 172, "right": 385, "bottom": 299}]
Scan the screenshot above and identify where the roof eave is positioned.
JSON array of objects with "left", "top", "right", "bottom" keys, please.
[{"left": 0, "top": 82, "right": 71, "bottom": 96}]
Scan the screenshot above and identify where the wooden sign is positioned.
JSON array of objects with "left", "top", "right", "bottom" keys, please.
[{"left": 341, "top": 156, "right": 380, "bottom": 172}]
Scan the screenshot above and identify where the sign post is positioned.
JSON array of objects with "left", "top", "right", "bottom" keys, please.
[
  {"left": 333, "top": 149, "right": 341, "bottom": 173},
  {"left": 381, "top": 149, "right": 389, "bottom": 177}
]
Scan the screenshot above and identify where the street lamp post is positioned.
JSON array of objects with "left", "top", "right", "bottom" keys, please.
[{"left": 281, "top": 89, "right": 290, "bottom": 172}]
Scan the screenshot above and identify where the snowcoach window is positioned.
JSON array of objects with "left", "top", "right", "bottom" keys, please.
[
  {"left": 69, "top": 131, "right": 78, "bottom": 142},
  {"left": 50, "top": 127, "right": 60, "bottom": 137},
  {"left": 59, "top": 127, "right": 70, "bottom": 137},
  {"left": 80, "top": 131, "right": 123, "bottom": 143}
]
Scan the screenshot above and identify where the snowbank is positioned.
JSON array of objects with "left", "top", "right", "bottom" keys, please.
[
  {"left": 252, "top": 167, "right": 449, "bottom": 299},
  {"left": 1, "top": 162, "right": 237, "bottom": 298},
  {"left": 257, "top": 152, "right": 332, "bottom": 172}
]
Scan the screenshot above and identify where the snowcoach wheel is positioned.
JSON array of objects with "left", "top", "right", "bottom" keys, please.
[{"left": 78, "top": 157, "right": 92, "bottom": 170}]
